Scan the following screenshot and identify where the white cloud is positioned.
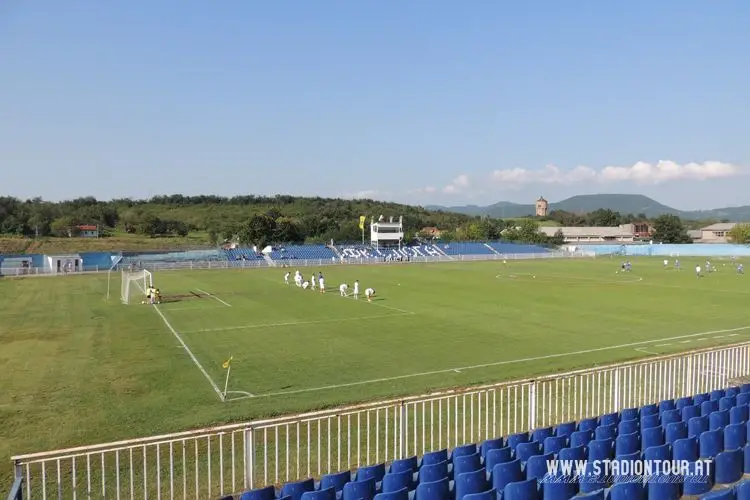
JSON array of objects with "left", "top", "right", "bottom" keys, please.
[
  {"left": 490, "top": 161, "right": 745, "bottom": 188},
  {"left": 443, "top": 174, "right": 470, "bottom": 194}
]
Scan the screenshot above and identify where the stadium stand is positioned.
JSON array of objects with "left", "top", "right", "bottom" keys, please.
[
  {"left": 436, "top": 242, "right": 496, "bottom": 256},
  {"left": 227, "top": 385, "right": 750, "bottom": 500},
  {"left": 487, "top": 242, "right": 551, "bottom": 255},
  {"left": 268, "top": 245, "right": 337, "bottom": 261},
  {"left": 225, "top": 248, "right": 266, "bottom": 264}
]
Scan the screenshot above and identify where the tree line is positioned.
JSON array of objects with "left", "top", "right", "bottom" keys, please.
[{"left": 2, "top": 195, "right": 742, "bottom": 247}]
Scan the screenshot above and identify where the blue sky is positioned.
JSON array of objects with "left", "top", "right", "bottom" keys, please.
[{"left": 1, "top": 1, "right": 748, "bottom": 210}]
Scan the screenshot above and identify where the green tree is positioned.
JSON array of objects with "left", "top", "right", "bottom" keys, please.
[
  {"left": 728, "top": 223, "right": 750, "bottom": 243},
  {"left": 587, "top": 208, "right": 621, "bottom": 227},
  {"left": 238, "top": 214, "right": 276, "bottom": 247},
  {"left": 652, "top": 214, "right": 692, "bottom": 243},
  {"left": 549, "top": 229, "right": 565, "bottom": 246}
]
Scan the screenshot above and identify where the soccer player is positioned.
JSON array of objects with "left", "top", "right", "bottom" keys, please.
[
  {"left": 154, "top": 288, "right": 162, "bottom": 304},
  {"left": 295, "top": 274, "right": 302, "bottom": 287},
  {"left": 319, "top": 274, "right": 325, "bottom": 293},
  {"left": 675, "top": 259, "right": 680, "bottom": 270},
  {"left": 353, "top": 280, "right": 360, "bottom": 300},
  {"left": 284, "top": 272, "right": 290, "bottom": 285},
  {"left": 339, "top": 283, "right": 348, "bottom": 296},
  {"left": 695, "top": 265, "right": 702, "bottom": 278},
  {"left": 663, "top": 259, "right": 668, "bottom": 268},
  {"left": 365, "top": 288, "right": 375, "bottom": 302},
  {"left": 302, "top": 280, "right": 310, "bottom": 290},
  {"left": 738, "top": 263, "right": 744, "bottom": 275},
  {"left": 310, "top": 275, "right": 316, "bottom": 290}
]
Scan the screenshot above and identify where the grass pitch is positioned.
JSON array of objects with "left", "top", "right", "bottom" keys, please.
[{"left": 1, "top": 256, "right": 748, "bottom": 472}]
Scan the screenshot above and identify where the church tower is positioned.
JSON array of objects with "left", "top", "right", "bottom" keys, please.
[{"left": 535, "top": 196, "right": 548, "bottom": 217}]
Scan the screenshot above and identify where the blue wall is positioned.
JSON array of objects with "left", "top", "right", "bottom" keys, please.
[{"left": 582, "top": 243, "right": 750, "bottom": 257}]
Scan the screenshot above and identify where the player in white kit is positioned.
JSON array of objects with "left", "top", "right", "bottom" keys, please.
[
  {"left": 310, "top": 275, "right": 316, "bottom": 290},
  {"left": 284, "top": 272, "right": 290, "bottom": 285},
  {"left": 353, "top": 280, "right": 360, "bottom": 300},
  {"left": 695, "top": 265, "right": 702, "bottom": 277},
  {"left": 302, "top": 280, "right": 310, "bottom": 290},
  {"left": 339, "top": 283, "right": 348, "bottom": 296},
  {"left": 365, "top": 288, "right": 375, "bottom": 302},
  {"left": 319, "top": 275, "right": 325, "bottom": 293}
]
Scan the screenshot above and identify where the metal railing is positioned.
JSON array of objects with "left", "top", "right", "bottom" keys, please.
[{"left": 11, "top": 342, "right": 750, "bottom": 499}]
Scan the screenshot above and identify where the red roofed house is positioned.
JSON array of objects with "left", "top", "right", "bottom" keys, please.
[{"left": 76, "top": 225, "right": 99, "bottom": 238}]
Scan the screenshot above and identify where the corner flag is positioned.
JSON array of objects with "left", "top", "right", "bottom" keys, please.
[{"left": 222, "top": 356, "right": 233, "bottom": 369}]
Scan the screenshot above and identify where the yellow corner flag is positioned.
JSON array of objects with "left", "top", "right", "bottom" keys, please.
[
  {"left": 222, "top": 356, "right": 233, "bottom": 369},
  {"left": 359, "top": 216, "right": 366, "bottom": 230}
]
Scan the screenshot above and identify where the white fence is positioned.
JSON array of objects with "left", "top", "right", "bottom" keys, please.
[
  {"left": 11, "top": 342, "right": 750, "bottom": 499},
  {"left": 0, "top": 251, "right": 586, "bottom": 278}
]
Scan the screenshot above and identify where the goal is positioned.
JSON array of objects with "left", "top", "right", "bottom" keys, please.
[{"left": 121, "top": 269, "right": 153, "bottom": 304}]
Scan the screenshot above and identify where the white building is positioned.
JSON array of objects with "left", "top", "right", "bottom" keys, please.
[{"left": 370, "top": 215, "right": 404, "bottom": 248}]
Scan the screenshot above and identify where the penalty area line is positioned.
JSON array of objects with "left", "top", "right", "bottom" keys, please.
[
  {"left": 225, "top": 324, "right": 750, "bottom": 402},
  {"left": 195, "top": 288, "right": 232, "bottom": 307},
  {"left": 152, "top": 305, "right": 226, "bottom": 401}
]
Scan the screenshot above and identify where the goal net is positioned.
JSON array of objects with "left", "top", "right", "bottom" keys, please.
[{"left": 121, "top": 270, "right": 153, "bottom": 304}]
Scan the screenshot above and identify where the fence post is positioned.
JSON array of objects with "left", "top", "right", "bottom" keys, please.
[
  {"left": 245, "top": 427, "right": 254, "bottom": 490},
  {"left": 613, "top": 370, "right": 620, "bottom": 411},
  {"left": 528, "top": 382, "right": 537, "bottom": 430},
  {"left": 399, "top": 402, "right": 406, "bottom": 460}
]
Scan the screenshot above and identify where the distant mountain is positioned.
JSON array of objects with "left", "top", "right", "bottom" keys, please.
[{"left": 427, "top": 194, "right": 750, "bottom": 221}]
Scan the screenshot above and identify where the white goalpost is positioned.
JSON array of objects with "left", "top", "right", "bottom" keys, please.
[{"left": 121, "top": 269, "right": 154, "bottom": 304}]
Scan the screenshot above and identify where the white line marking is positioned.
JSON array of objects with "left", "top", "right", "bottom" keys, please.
[
  {"left": 152, "top": 305, "right": 226, "bottom": 401},
  {"left": 729, "top": 334, "right": 739, "bottom": 337},
  {"left": 635, "top": 347, "right": 659, "bottom": 355},
  {"left": 226, "top": 390, "right": 255, "bottom": 398},
  {"left": 162, "top": 305, "right": 228, "bottom": 312},
  {"left": 656, "top": 344, "right": 671, "bottom": 347},
  {"left": 714, "top": 336, "right": 725, "bottom": 339},
  {"left": 680, "top": 340, "right": 692, "bottom": 343},
  {"left": 226, "top": 325, "right": 750, "bottom": 401},
  {"left": 182, "top": 312, "right": 415, "bottom": 334},
  {"left": 195, "top": 288, "right": 232, "bottom": 307}
]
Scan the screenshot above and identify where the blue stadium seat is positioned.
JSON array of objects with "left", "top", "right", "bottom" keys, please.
[
  {"left": 382, "top": 471, "right": 415, "bottom": 493},
  {"left": 357, "top": 464, "right": 386, "bottom": 483},
  {"left": 240, "top": 485, "right": 276, "bottom": 500},
  {"left": 542, "top": 436, "right": 567, "bottom": 455},
  {"left": 739, "top": 393, "right": 750, "bottom": 407},
  {"left": 454, "top": 468, "right": 489, "bottom": 500},
  {"left": 621, "top": 408, "right": 639, "bottom": 421},
  {"left": 301, "top": 488, "right": 336, "bottom": 500},
  {"left": 320, "top": 471, "right": 352, "bottom": 493},
  {"left": 374, "top": 488, "right": 408, "bottom": 500},
  {"left": 665, "top": 421, "right": 687, "bottom": 444},
  {"left": 343, "top": 479, "right": 376, "bottom": 500},
  {"left": 689, "top": 416, "right": 710, "bottom": 438},
  {"left": 609, "top": 482, "right": 645, "bottom": 500},
  {"left": 484, "top": 448, "right": 512, "bottom": 471},
  {"left": 421, "top": 450, "right": 448, "bottom": 467},
  {"left": 612, "top": 452, "right": 641, "bottom": 483},
  {"left": 724, "top": 422, "right": 747, "bottom": 450},
  {"left": 541, "top": 473, "right": 578, "bottom": 500},
  {"left": 525, "top": 453, "right": 554, "bottom": 481},
  {"left": 673, "top": 437, "right": 699, "bottom": 462},
  {"left": 681, "top": 460, "right": 713, "bottom": 496},
  {"left": 452, "top": 444, "right": 478, "bottom": 460},
  {"left": 577, "top": 490, "right": 604, "bottom": 499},
  {"left": 532, "top": 427, "right": 554, "bottom": 443},
  {"left": 659, "top": 399, "right": 676, "bottom": 414},
  {"left": 703, "top": 490, "right": 737, "bottom": 500},
  {"left": 419, "top": 462, "right": 449, "bottom": 484},
  {"left": 715, "top": 448, "right": 744, "bottom": 484},
  {"left": 646, "top": 475, "right": 680, "bottom": 500},
  {"left": 682, "top": 405, "right": 701, "bottom": 423},
  {"left": 615, "top": 432, "right": 640, "bottom": 457},
  {"left": 643, "top": 443, "right": 671, "bottom": 461},
  {"left": 554, "top": 422, "right": 576, "bottom": 438},
  {"left": 711, "top": 409, "right": 731, "bottom": 430},
  {"left": 676, "top": 397, "right": 693, "bottom": 410},
  {"left": 281, "top": 478, "right": 316, "bottom": 500},
  {"left": 579, "top": 461, "right": 606, "bottom": 494},
  {"left": 737, "top": 479, "right": 750, "bottom": 500},
  {"left": 640, "top": 404, "right": 658, "bottom": 417},
  {"left": 503, "top": 479, "right": 539, "bottom": 500},
  {"left": 721, "top": 396, "right": 738, "bottom": 411},
  {"left": 570, "top": 430, "right": 594, "bottom": 448},
  {"left": 642, "top": 425, "right": 665, "bottom": 450},
  {"left": 558, "top": 445, "right": 585, "bottom": 462},
  {"left": 414, "top": 478, "right": 449, "bottom": 500},
  {"left": 712, "top": 389, "right": 727, "bottom": 401},
  {"left": 389, "top": 457, "right": 417, "bottom": 474},
  {"left": 694, "top": 393, "right": 710, "bottom": 406},
  {"left": 600, "top": 412, "right": 619, "bottom": 427},
  {"left": 745, "top": 445, "right": 750, "bottom": 474},
  {"left": 640, "top": 414, "right": 660, "bottom": 430},
  {"left": 506, "top": 433, "right": 529, "bottom": 450},
  {"left": 479, "top": 438, "right": 504, "bottom": 458},
  {"left": 461, "top": 489, "right": 496, "bottom": 500},
  {"left": 700, "top": 429, "right": 724, "bottom": 459},
  {"left": 594, "top": 424, "right": 617, "bottom": 441},
  {"left": 587, "top": 439, "right": 614, "bottom": 461},
  {"left": 703, "top": 400, "right": 721, "bottom": 416},
  {"left": 578, "top": 418, "right": 598, "bottom": 432},
  {"left": 730, "top": 404, "right": 749, "bottom": 425},
  {"left": 515, "top": 442, "right": 542, "bottom": 462},
  {"left": 661, "top": 409, "right": 682, "bottom": 427},
  {"left": 453, "top": 454, "right": 482, "bottom": 477},
  {"left": 727, "top": 387, "right": 741, "bottom": 397},
  {"left": 490, "top": 460, "right": 523, "bottom": 492},
  {"left": 618, "top": 419, "right": 639, "bottom": 435}
]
